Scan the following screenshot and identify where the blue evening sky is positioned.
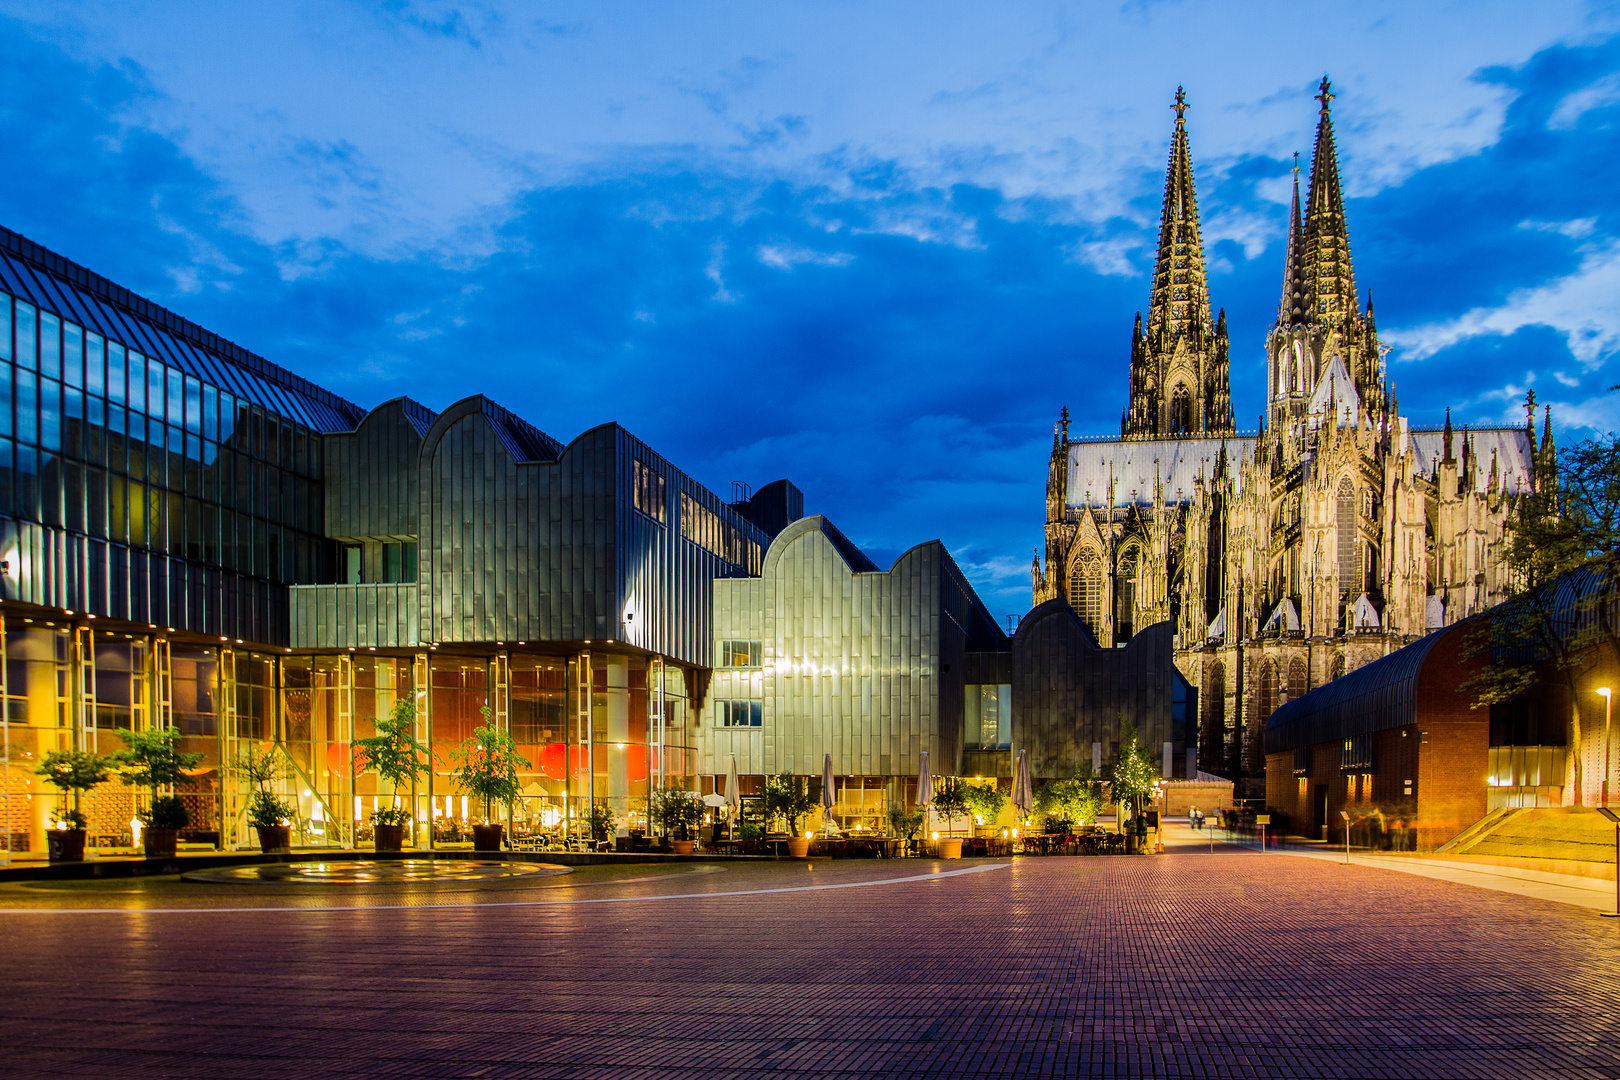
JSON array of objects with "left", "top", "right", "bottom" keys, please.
[{"left": 3, "top": 1, "right": 1619, "bottom": 623}]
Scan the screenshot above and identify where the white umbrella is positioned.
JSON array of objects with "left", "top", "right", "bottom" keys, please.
[
  {"left": 821, "top": 752, "right": 837, "bottom": 833},
  {"left": 725, "top": 753, "right": 741, "bottom": 840},
  {"left": 1012, "top": 749, "right": 1034, "bottom": 823},
  {"left": 916, "top": 751, "right": 933, "bottom": 813},
  {"left": 700, "top": 793, "right": 729, "bottom": 808}
]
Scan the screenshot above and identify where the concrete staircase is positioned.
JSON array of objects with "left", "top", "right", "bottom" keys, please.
[{"left": 1436, "top": 807, "right": 1618, "bottom": 871}]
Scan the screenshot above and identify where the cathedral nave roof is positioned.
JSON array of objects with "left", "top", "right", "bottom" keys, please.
[
  {"left": 1406, "top": 427, "right": 1535, "bottom": 495},
  {"left": 1066, "top": 436, "right": 1257, "bottom": 508}
]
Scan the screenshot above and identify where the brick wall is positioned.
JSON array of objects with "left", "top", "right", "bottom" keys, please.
[{"left": 1413, "top": 624, "right": 1489, "bottom": 848}]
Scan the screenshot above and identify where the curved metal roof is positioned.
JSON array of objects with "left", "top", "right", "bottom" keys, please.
[{"left": 1262, "top": 626, "right": 1459, "bottom": 756}]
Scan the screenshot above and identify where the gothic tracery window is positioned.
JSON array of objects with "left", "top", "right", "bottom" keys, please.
[
  {"left": 1169, "top": 385, "right": 1192, "bottom": 435},
  {"left": 1288, "top": 658, "right": 1307, "bottom": 701},
  {"left": 1067, "top": 550, "right": 1105, "bottom": 640},
  {"left": 1336, "top": 478, "right": 1360, "bottom": 596},
  {"left": 1115, "top": 545, "right": 1139, "bottom": 645}
]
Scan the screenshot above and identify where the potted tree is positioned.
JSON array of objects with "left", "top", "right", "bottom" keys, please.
[
  {"left": 931, "top": 777, "right": 971, "bottom": 858},
  {"left": 1105, "top": 722, "right": 1159, "bottom": 855},
  {"left": 886, "top": 801, "right": 925, "bottom": 857},
  {"left": 764, "top": 776, "right": 817, "bottom": 858},
  {"left": 230, "top": 744, "right": 296, "bottom": 854},
  {"left": 586, "top": 802, "right": 616, "bottom": 849},
  {"left": 354, "top": 699, "right": 432, "bottom": 852},
  {"left": 114, "top": 726, "right": 205, "bottom": 859},
  {"left": 961, "top": 781, "right": 1008, "bottom": 836},
  {"left": 649, "top": 786, "right": 705, "bottom": 854},
  {"left": 450, "top": 708, "right": 530, "bottom": 851},
  {"left": 34, "top": 749, "right": 111, "bottom": 862}
]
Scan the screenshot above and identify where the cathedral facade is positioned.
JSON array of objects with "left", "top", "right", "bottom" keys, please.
[{"left": 1033, "top": 80, "right": 1555, "bottom": 797}]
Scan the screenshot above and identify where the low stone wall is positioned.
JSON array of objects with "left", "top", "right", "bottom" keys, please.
[{"left": 1160, "top": 778, "right": 1234, "bottom": 817}]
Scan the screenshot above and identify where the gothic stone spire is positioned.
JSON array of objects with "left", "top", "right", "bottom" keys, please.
[
  {"left": 1277, "top": 153, "right": 1307, "bottom": 326},
  {"left": 1122, "top": 87, "right": 1233, "bottom": 440},
  {"left": 1303, "top": 76, "right": 1358, "bottom": 328}
]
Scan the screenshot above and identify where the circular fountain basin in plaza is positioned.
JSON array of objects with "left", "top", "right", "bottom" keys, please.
[{"left": 182, "top": 859, "right": 571, "bottom": 885}]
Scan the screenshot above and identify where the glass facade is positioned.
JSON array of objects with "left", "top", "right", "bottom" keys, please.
[{"left": 0, "top": 289, "right": 329, "bottom": 585}]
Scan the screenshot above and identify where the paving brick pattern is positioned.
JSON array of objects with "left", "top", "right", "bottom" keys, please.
[{"left": 3, "top": 853, "right": 1620, "bottom": 1078}]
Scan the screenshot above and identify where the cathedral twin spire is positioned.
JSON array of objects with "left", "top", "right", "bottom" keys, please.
[{"left": 1122, "top": 87, "right": 1234, "bottom": 440}]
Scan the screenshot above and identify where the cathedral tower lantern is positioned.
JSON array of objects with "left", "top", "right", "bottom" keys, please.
[{"left": 1121, "top": 87, "right": 1235, "bottom": 440}]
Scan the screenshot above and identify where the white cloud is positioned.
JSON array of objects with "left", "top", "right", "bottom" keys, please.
[
  {"left": 1549, "top": 71, "right": 1620, "bottom": 128},
  {"left": 1068, "top": 236, "right": 1142, "bottom": 277},
  {"left": 756, "top": 243, "right": 853, "bottom": 270},
  {"left": 1385, "top": 239, "right": 1620, "bottom": 370}
]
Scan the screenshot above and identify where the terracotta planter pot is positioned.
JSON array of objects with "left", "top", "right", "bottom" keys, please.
[
  {"left": 256, "top": 825, "right": 292, "bottom": 854},
  {"left": 472, "top": 823, "right": 504, "bottom": 852},
  {"left": 143, "top": 827, "right": 179, "bottom": 860},
  {"left": 786, "top": 837, "right": 811, "bottom": 859},
  {"left": 374, "top": 823, "right": 406, "bottom": 852},
  {"left": 936, "top": 838, "right": 963, "bottom": 860},
  {"left": 670, "top": 839, "right": 695, "bottom": 855},
  {"left": 47, "top": 828, "right": 86, "bottom": 862}
]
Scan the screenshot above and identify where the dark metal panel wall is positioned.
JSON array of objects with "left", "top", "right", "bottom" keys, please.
[
  {"left": 289, "top": 583, "right": 418, "bottom": 648},
  {"left": 1010, "top": 598, "right": 1176, "bottom": 781},
  {"left": 322, "top": 400, "right": 427, "bottom": 540},
  {"left": 0, "top": 515, "right": 288, "bottom": 643}
]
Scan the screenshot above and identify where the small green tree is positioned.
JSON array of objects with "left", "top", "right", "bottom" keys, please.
[
  {"left": 961, "top": 780, "right": 1008, "bottom": 826},
  {"left": 1036, "top": 775, "right": 1106, "bottom": 827},
  {"left": 886, "top": 801, "right": 924, "bottom": 841},
  {"left": 649, "top": 785, "right": 705, "bottom": 840},
  {"left": 764, "top": 775, "right": 817, "bottom": 835},
  {"left": 1105, "top": 721, "right": 1158, "bottom": 824},
  {"left": 931, "top": 776, "right": 972, "bottom": 836},
  {"left": 34, "top": 749, "right": 111, "bottom": 830},
  {"left": 229, "top": 743, "right": 296, "bottom": 830},
  {"left": 354, "top": 699, "right": 432, "bottom": 828},
  {"left": 115, "top": 727, "right": 205, "bottom": 828},
  {"left": 450, "top": 708, "right": 531, "bottom": 824},
  {"left": 586, "top": 802, "right": 617, "bottom": 843}
]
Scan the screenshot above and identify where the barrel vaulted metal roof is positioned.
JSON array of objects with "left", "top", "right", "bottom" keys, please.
[{"left": 1262, "top": 627, "right": 1454, "bottom": 757}]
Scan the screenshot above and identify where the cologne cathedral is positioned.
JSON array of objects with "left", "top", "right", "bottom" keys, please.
[{"left": 1032, "top": 79, "right": 1556, "bottom": 797}]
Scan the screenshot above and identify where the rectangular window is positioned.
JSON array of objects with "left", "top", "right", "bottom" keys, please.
[
  {"left": 146, "top": 360, "right": 163, "bottom": 421},
  {"left": 0, "top": 293, "right": 9, "bottom": 362},
  {"left": 184, "top": 375, "right": 201, "bottom": 434},
  {"left": 717, "top": 699, "right": 763, "bottom": 727},
  {"left": 15, "top": 302, "right": 35, "bottom": 371},
  {"left": 202, "top": 384, "right": 217, "bottom": 441},
  {"left": 343, "top": 543, "right": 361, "bottom": 585},
  {"left": 62, "top": 322, "right": 81, "bottom": 388},
  {"left": 39, "top": 378, "right": 59, "bottom": 451},
  {"left": 16, "top": 369, "right": 35, "bottom": 445},
  {"left": 964, "top": 684, "right": 1012, "bottom": 750},
  {"left": 632, "top": 458, "right": 666, "bottom": 524},
  {"left": 127, "top": 352, "right": 145, "bottom": 413},
  {"left": 38, "top": 311, "right": 58, "bottom": 378},
  {"left": 166, "top": 367, "right": 182, "bottom": 428},
  {"left": 84, "top": 332, "right": 103, "bottom": 395},
  {"left": 719, "top": 640, "right": 764, "bottom": 668},
  {"left": 681, "top": 491, "right": 762, "bottom": 573},
  {"left": 107, "top": 342, "right": 125, "bottom": 404}
]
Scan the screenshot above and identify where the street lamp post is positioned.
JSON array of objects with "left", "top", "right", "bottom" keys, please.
[{"left": 1599, "top": 687, "right": 1613, "bottom": 810}]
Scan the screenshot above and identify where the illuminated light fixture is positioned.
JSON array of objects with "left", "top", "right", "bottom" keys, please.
[
  {"left": 236, "top": 639, "right": 243, "bottom": 644},
  {"left": 931, "top": 831, "right": 940, "bottom": 841},
  {"left": 805, "top": 830, "right": 814, "bottom": 839},
  {"left": 167, "top": 627, "right": 175, "bottom": 633},
  {"left": 86, "top": 614, "right": 95, "bottom": 619},
  {"left": 615, "top": 742, "right": 626, "bottom": 750},
  {"left": 220, "top": 636, "right": 229, "bottom": 642},
  {"left": 130, "top": 817, "right": 143, "bottom": 844},
  {"left": 64, "top": 610, "right": 74, "bottom": 616}
]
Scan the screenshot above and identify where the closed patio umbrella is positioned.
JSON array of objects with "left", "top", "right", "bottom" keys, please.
[
  {"left": 1012, "top": 749, "right": 1034, "bottom": 824},
  {"left": 821, "top": 752, "right": 837, "bottom": 834},
  {"left": 916, "top": 750, "right": 933, "bottom": 815},
  {"left": 725, "top": 753, "right": 741, "bottom": 840}
]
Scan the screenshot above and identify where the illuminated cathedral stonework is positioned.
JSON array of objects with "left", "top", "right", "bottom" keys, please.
[{"left": 1032, "top": 80, "right": 1555, "bottom": 796}]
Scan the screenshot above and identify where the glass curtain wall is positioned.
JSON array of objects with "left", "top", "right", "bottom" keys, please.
[
  {"left": 510, "top": 656, "right": 567, "bottom": 844},
  {"left": 428, "top": 657, "right": 489, "bottom": 844}
]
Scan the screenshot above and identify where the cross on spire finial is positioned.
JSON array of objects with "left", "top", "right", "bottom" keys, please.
[
  {"left": 1060, "top": 405, "right": 1071, "bottom": 439},
  {"left": 1316, "top": 76, "right": 1335, "bottom": 113},
  {"left": 1172, "top": 86, "right": 1188, "bottom": 121},
  {"left": 1292, "top": 151, "right": 1300, "bottom": 179},
  {"left": 1525, "top": 388, "right": 1537, "bottom": 426}
]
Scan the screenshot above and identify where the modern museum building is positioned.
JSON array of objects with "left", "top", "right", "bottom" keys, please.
[{"left": 0, "top": 224, "right": 1192, "bottom": 855}]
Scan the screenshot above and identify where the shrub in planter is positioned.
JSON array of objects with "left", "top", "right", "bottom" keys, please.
[
  {"left": 34, "top": 750, "right": 111, "bottom": 862},
  {"left": 114, "top": 727, "right": 204, "bottom": 859},
  {"left": 450, "top": 709, "right": 530, "bottom": 851},
  {"left": 961, "top": 781, "right": 1008, "bottom": 833},
  {"left": 230, "top": 744, "right": 296, "bottom": 853},
  {"left": 649, "top": 786, "right": 705, "bottom": 851},
  {"left": 354, "top": 700, "right": 432, "bottom": 852},
  {"left": 586, "top": 802, "right": 616, "bottom": 847}
]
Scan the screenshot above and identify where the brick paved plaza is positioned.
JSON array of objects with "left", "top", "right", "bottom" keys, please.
[{"left": 4, "top": 848, "right": 1620, "bottom": 1079}]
